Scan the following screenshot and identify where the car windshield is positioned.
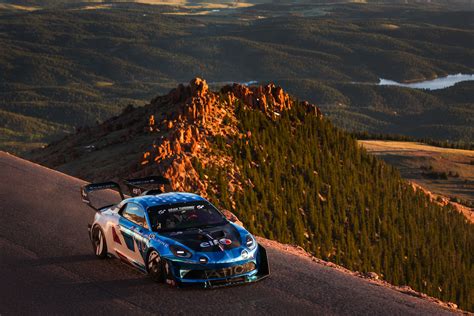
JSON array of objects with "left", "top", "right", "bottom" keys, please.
[{"left": 147, "top": 201, "right": 226, "bottom": 232}]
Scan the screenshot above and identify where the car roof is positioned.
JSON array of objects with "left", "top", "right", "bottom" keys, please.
[{"left": 125, "top": 192, "right": 207, "bottom": 209}]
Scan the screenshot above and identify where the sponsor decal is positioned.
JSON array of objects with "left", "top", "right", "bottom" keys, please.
[
  {"left": 112, "top": 226, "right": 122, "bottom": 245},
  {"left": 168, "top": 205, "right": 197, "bottom": 212},
  {"left": 121, "top": 230, "right": 135, "bottom": 251},
  {"left": 159, "top": 205, "right": 204, "bottom": 214},
  {"left": 136, "top": 235, "right": 147, "bottom": 257},
  {"left": 206, "top": 263, "right": 256, "bottom": 279},
  {"left": 89, "top": 183, "right": 117, "bottom": 190},
  {"left": 153, "top": 238, "right": 169, "bottom": 248},
  {"left": 200, "top": 238, "right": 232, "bottom": 248}
]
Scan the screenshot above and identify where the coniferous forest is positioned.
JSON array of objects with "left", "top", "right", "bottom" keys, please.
[
  {"left": 1, "top": 4, "right": 473, "bottom": 153},
  {"left": 202, "top": 102, "right": 473, "bottom": 310}
]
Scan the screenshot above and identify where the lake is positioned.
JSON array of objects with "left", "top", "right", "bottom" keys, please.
[{"left": 378, "top": 73, "right": 474, "bottom": 90}]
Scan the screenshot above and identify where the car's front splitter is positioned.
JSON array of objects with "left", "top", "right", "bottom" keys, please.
[{"left": 165, "top": 244, "right": 270, "bottom": 289}]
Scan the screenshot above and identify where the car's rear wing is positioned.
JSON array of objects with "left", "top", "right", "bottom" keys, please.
[
  {"left": 81, "top": 176, "right": 171, "bottom": 211},
  {"left": 81, "top": 181, "right": 125, "bottom": 212},
  {"left": 124, "top": 176, "right": 170, "bottom": 197}
]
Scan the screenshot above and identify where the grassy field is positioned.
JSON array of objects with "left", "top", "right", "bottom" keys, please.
[{"left": 360, "top": 140, "right": 474, "bottom": 206}]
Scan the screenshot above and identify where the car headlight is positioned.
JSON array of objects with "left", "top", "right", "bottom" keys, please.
[
  {"left": 170, "top": 245, "right": 192, "bottom": 258},
  {"left": 245, "top": 234, "right": 257, "bottom": 250}
]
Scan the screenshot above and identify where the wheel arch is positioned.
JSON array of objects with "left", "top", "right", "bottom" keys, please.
[
  {"left": 145, "top": 247, "right": 160, "bottom": 271},
  {"left": 90, "top": 223, "right": 108, "bottom": 259}
]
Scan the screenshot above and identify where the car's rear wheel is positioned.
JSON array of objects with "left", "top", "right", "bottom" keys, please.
[
  {"left": 147, "top": 250, "right": 165, "bottom": 282},
  {"left": 91, "top": 225, "right": 107, "bottom": 259}
]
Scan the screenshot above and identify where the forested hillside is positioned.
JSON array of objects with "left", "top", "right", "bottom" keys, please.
[
  {"left": 210, "top": 103, "right": 473, "bottom": 310},
  {"left": 1, "top": 2, "right": 473, "bottom": 152}
]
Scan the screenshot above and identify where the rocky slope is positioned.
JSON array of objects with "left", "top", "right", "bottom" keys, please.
[
  {"left": 410, "top": 182, "right": 474, "bottom": 224},
  {"left": 30, "top": 77, "right": 321, "bottom": 198}
]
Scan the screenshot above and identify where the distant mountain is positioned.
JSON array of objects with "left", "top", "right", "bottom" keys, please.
[
  {"left": 1, "top": 0, "right": 472, "bottom": 7},
  {"left": 30, "top": 78, "right": 474, "bottom": 311},
  {"left": 0, "top": 0, "right": 267, "bottom": 6},
  {"left": 0, "top": 2, "right": 472, "bottom": 153}
]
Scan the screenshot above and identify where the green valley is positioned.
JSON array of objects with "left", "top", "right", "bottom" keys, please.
[{"left": 0, "top": 1, "right": 473, "bottom": 152}]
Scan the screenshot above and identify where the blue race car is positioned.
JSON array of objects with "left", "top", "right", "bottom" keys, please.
[{"left": 81, "top": 176, "right": 269, "bottom": 288}]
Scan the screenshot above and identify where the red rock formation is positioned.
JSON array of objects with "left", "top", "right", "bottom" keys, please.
[
  {"left": 141, "top": 77, "right": 322, "bottom": 203},
  {"left": 29, "top": 77, "right": 321, "bottom": 203}
]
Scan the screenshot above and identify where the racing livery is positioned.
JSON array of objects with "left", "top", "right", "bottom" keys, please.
[{"left": 81, "top": 176, "right": 269, "bottom": 288}]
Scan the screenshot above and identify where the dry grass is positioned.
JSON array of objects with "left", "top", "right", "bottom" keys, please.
[
  {"left": 82, "top": 4, "right": 113, "bottom": 10},
  {"left": 45, "top": 0, "right": 255, "bottom": 11},
  {"left": 129, "top": 1, "right": 255, "bottom": 9},
  {"left": 164, "top": 10, "right": 216, "bottom": 16},
  {"left": 359, "top": 140, "right": 474, "bottom": 205},
  {"left": 0, "top": 4, "right": 40, "bottom": 11},
  {"left": 360, "top": 140, "right": 474, "bottom": 155},
  {"left": 381, "top": 23, "right": 400, "bottom": 30},
  {"left": 95, "top": 81, "right": 114, "bottom": 87},
  {"left": 132, "top": 0, "right": 187, "bottom": 5}
]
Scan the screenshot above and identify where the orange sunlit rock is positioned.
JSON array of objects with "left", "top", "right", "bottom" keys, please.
[{"left": 138, "top": 77, "right": 322, "bottom": 199}]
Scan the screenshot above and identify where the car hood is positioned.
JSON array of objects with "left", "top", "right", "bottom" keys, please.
[{"left": 162, "top": 223, "right": 242, "bottom": 252}]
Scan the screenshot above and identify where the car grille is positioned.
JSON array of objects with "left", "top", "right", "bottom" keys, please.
[{"left": 182, "top": 262, "right": 256, "bottom": 279}]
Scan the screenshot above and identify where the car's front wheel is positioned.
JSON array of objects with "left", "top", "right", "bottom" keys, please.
[
  {"left": 91, "top": 225, "right": 107, "bottom": 259},
  {"left": 147, "top": 250, "right": 165, "bottom": 282}
]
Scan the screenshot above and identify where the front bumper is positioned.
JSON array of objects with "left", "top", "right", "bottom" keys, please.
[{"left": 167, "top": 244, "right": 270, "bottom": 288}]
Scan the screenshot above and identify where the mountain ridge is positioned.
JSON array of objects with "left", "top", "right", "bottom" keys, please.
[{"left": 30, "top": 77, "right": 322, "bottom": 202}]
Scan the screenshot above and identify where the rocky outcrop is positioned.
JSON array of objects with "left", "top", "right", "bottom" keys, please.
[
  {"left": 221, "top": 82, "right": 322, "bottom": 117},
  {"left": 140, "top": 77, "right": 322, "bottom": 211},
  {"left": 410, "top": 182, "right": 474, "bottom": 223},
  {"left": 30, "top": 77, "right": 322, "bottom": 216}
]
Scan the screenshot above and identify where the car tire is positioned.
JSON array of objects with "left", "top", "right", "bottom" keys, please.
[
  {"left": 91, "top": 225, "right": 108, "bottom": 259},
  {"left": 147, "top": 249, "right": 165, "bottom": 282}
]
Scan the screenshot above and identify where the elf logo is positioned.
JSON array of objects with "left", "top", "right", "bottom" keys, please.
[{"left": 200, "top": 238, "right": 232, "bottom": 248}]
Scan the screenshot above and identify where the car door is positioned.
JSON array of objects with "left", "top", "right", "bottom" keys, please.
[{"left": 117, "top": 202, "right": 150, "bottom": 269}]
